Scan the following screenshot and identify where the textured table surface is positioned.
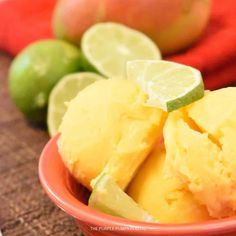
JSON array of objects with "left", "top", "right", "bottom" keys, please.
[{"left": 0, "top": 51, "right": 83, "bottom": 236}]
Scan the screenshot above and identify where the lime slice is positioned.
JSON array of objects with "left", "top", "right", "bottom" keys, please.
[
  {"left": 47, "top": 72, "right": 105, "bottom": 137},
  {"left": 89, "top": 174, "right": 156, "bottom": 222},
  {"left": 81, "top": 23, "right": 161, "bottom": 78},
  {"left": 127, "top": 60, "right": 204, "bottom": 112}
]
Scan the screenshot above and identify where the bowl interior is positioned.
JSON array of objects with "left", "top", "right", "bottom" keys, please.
[{"left": 66, "top": 171, "right": 91, "bottom": 205}]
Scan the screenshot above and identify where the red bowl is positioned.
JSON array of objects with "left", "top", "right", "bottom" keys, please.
[{"left": 39, "top": 135, "right": 236, "bottom": 236}]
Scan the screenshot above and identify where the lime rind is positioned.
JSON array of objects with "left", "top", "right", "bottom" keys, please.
[
  {"left": 127, "top": 60, "right": 204, "bottom": 112},
  {"left": 146, "top": 79, "right": 204, "bottom": 111},
  {"left": 81, "top": 23, "right": 161, "bottom": 78},
  {"left": 89, "top": 174, "right": 157, "bottom": 222}
]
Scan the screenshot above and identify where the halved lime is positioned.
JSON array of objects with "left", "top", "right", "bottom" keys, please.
[
  {"left": 47, "top": 72, "right": 105, "bottom": 137},
  {"left": 127, "top": 60, "right": 204, "bottom": 112},
  {"left": 81, "top": 23, "right": 161, "bottom": 78},
  {"left": 89, "top": 174, "right": 156, "bottom": 222}
]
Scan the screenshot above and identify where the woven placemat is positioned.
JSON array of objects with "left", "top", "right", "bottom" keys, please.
[{"left": 0, "top": 51, "right": 83, "bottom": 236}]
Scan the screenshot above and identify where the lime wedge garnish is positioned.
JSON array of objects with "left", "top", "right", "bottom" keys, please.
[
  {"left": 89, "top": 174, "right": 156, "bottom": 222},
  {"left": 47, "top": 72, "right": 105, "bottom": 137},
  {"left": 81, "top": 23, "right": 161, "bottom": 78},
  {"left": 127, "top": 60, "right": 204, "bottom": 112}
]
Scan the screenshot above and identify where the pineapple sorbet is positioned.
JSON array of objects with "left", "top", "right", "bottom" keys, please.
[
  {"left": 58, "top": 79, "right": 236, "bottom": 223},
  {"left": 58, "top": 79, "right": 166, "bottom": 190},
  {"left": 127, "top": 144, "right": 211, "bottom": 223},
  {"left": 129, "top": 87, "right": 236, "bottom": 221},
  {"left": 164, "top": 88, "right": 236, "bottom": 218}
]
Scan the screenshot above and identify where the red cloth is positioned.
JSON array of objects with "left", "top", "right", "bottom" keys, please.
[
  {"left": 0, "top": 0, "right": 56, "bottom": 55},
  {"left": 0, "top": 0, "right": 236, "bottom": 90}
]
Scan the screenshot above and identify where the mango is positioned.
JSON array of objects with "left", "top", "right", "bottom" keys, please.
[{"left": 53, "top": 0, "right": 211, "bottom": 55}]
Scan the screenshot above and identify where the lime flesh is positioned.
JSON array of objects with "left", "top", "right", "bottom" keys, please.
[
  {"left": 89, "top": 174, "right": 156, "bottom": 222},
  {"left": 127, "top": 60, "right": 204, "bottom": 112},
  {"left": 82, "top": 23, "right": 161, "bottom": 78}
]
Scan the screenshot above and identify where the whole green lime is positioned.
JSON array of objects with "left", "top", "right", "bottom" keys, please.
[{"left": 8, "top": 39, "right": 82, "bottom": 123}]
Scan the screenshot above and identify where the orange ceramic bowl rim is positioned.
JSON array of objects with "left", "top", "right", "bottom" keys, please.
[{"left": 39, "top": 135, "right": 236, "bottom": 235}]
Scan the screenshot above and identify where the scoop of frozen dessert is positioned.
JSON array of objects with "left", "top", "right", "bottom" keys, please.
[
  {"left": 164, "top": 88, "right": 236, "bottom": 218},
  {"left": 127, "top": 144, "right": 210, "bottom": 223},
  {"left": 58, "top": 79, "right": 166, "bottom": 190},
  {"left": 188, "top": 88, "right": 236, "bottom": 184}
]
